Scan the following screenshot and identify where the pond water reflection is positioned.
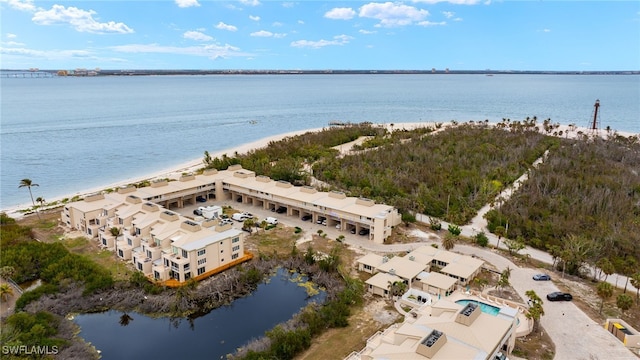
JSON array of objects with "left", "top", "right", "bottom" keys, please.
[{"left": 74, "top": 269, "right": 325, "bottom": 360}]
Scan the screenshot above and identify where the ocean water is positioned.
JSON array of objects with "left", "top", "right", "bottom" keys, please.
[{"left": 1, "top": 74, "right": 638, "bottom": 210}]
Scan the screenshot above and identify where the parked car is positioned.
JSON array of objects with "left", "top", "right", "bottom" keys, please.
[
  {"left": 547, "top": 292, "right": 572, "bottom": 301},
  {"left": 275, "top": 206, "right": 287, "bottom": 214},
  {"left": 359, "top": 228, "right": 370, "bottom": 236},
  {"left": 316, "top": 217, "right": 327, "bottom": 225},
  {"left": 264, "top": 217, "right": 278, "bottom": 225},
  {"left": 533, "top": 274, "right": 551, "bottom": 281},
  {"left": 196, "top": 196, "right": 207, "bottom": 202},
  {"left": 350, "top": 228, "right": 356, "bottom": 234},
  {"left": 301, "top": 214, "right": 312, "bottom": 221},
  {"left": 193, "top": 209, "right": 202, "bottom": 216}
]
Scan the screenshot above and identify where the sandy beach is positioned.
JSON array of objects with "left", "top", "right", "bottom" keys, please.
[{"left": 3, "top": 121, "right": 636, "bottom": 219}]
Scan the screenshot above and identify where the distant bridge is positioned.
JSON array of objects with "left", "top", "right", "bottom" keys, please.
[{"left": 1, "top": 71, "right": 57, "bottom": 78}]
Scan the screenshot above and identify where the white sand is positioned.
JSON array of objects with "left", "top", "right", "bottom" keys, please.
[{"left": 4, "top": 121, "right": 636, "bottom": 219}]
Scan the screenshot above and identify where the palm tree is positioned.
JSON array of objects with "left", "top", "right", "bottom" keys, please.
[
  {"left": 35, "top": 196, "right": 46, "bottom": 208},
  {"left": 524, "top": 290, "right": 544, "bottom": 332},
  {"left": 0, "top": 284, "right": 14, "bottom": 302},
  {"left": 18, "top": 178, "right": 40, "bottom": 219},
  {"left": 110, "top": 227, "right": 122, "bottom": 275},
  {"left": 616, "top": 294, "right": 633, "bottom": 316},
  {"left": 596, "top": 282, "right": 613, "bottom": 314},
  {"left": 442, "top": 233, "right": 457, "bottom": 251}
]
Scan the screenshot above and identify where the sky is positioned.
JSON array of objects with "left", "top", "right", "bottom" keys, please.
[{"left": 1, "top": 0, "right": 639, "bottom": 71}]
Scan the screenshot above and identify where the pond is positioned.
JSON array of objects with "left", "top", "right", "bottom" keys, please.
[{"left": 73, "top": 268, "right": 325, "bottom": 360}]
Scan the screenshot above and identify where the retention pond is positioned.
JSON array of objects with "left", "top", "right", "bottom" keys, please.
[{"left": 73, "top": 268, "right": 325, "bottom": 359}]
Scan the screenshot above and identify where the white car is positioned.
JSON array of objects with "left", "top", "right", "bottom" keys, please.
[{"left": 264, "top": 217, "right": 278, "bottom": 225}]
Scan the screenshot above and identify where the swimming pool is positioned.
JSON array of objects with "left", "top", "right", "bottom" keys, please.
[{"left": 455, "top": 299, "right": 500, "bottom": 316}]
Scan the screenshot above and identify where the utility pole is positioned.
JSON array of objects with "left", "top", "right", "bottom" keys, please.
[{"left": 591, "top": 99, "right": 600, "bottom": 131}]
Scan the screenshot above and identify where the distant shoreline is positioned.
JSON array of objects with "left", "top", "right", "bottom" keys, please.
[
  {"left": 3, "top": 121, "right": 638, "bottom": 219},
  {"left": 2, "top": 69, "right": 639, "bottom": 77}
]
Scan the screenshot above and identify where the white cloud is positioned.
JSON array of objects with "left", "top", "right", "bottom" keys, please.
[
  {"left": 239, "top": 0, "right": 261, "bottom": 6},
  {"left": 250, "top": 30, "right": 286, "bottom": 38},
  {"left": 0, "top": 46, "right": 94, "bottom": 59},
  {"left": 251, "top": 30, "right": 273, "bottom": 37},
  {"left": 417, "top": 20, "right": 446, "bottom": 26},
  {"left": 298, "top": 20, "right": 304, "bottom": 25},
  {"left": 543, "top": 28, "right": 551, "bottom": 32},
  {"left": 216, "top": 22, "right": 238, "bottom": 31},
  {"left": 442, "top": 11, "right": 454, "bottom": 19},
  {"left": 183, "top": 31, "right": 213, "bottom": 41},
  {"left": 2, "top": 41, "right": 26, "bottom": 46},
  {"left": 272, "top": 21, "right": 283, "bottom": 27},
  {"left": 32, "top": 5, "right": 134, "bottom": 34},
  {"left": 412, "top": 0, "right": 481, "bottom": 4},
  {"left": 6, "top": 33, "right": 18, "bottom": 39},
  {"left": 359, "top": 29, "right": 377, "bottom": 34},
  {"left": 282, "top": 2, "right": 295, "bottom": 8},
  {"left": 111, "top": 43, "right": 251, "bottom": 60},
  {"left": 325, "top": 7, "right": 356, "bottom": 20},
  {"left": 175, "top": 0, "right": 200, "bottom": 8},
  {"left": 249, "top": 15, "right": 260, "bottom": 21},
  {"left": 290, "top": 34, "right": 353, "bottom": 49},
  {"left": 3, "top": 0, "right": 37, "bottom": 12},
  {"left": 359, "top": 2, "right": 429, "bottom": 27}
]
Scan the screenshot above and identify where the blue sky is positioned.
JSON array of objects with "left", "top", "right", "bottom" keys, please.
[{"left": 1, "top": 0, "right": 639, "bottom": 70}]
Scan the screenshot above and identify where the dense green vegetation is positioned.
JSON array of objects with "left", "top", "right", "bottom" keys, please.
[
  {"left": 314, "top": 123, "right": 557, "bottom": 224},
  {"left": 486, "top": 136, "right": 640, "bottom": 273},
  {"left": 0, "top": 216, "right": 114, "bottom": 310},
  {"left": 0, "top": 311, "right": 68, "bottom": 357},
  {"left": 203, "top": 124, "right": 385, "bottom": 184}
]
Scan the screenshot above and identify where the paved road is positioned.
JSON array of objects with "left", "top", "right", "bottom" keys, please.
[{"left": 184, "top": 201, "right": 639, "bottom": 359}]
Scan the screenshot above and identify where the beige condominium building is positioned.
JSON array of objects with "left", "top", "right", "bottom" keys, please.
[
  {"left": 63, "top": 164, "right": 401, "bottom": 245},
  {"left": 61, "top": 165, "right": 401, "bottom": 283}
]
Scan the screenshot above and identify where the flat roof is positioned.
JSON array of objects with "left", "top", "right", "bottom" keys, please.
[
  {"left": 417, "top": 271, "right": 458, "bottom": 290},
  {"left": 357, "top": 253, "right": 385, "bottom": 268},
  {"left": 181, "top": 228, "right": 243, "bottom": 251},
  {"left": 377, "top": 256, "right": 428, "bottom": 280},
  {"left": 366, "top": 272, "right": 403, "bottom": 289}
]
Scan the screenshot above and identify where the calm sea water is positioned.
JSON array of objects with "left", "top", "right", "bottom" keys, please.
[{"left": 1, "top": 74, "right": 638, "bottom": 209}]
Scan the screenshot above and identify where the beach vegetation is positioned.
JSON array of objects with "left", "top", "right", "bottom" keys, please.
[{"left": 485, "top": 135, "right": 640, "bottom": 272}]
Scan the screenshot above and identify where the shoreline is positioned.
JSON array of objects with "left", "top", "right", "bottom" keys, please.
[{"left": 3, "top": 121, "right": 637, "bottom": 219}]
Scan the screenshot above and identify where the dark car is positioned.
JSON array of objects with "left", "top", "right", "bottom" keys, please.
[
  {"left": 193, "top": 209, "right": 202, "bottom": 216},
  {"left": 358, "top": 228, "right": 370, "bottom": 236},
  {"left": 275, "top": 206, "right": 287, "bottom": 214},
  {"left": 533, "top": 274, "right": 551, "bottom": 281},
  {"left": 196, "top": 196, "right": 207, "bottom": 202},
  {"left": 547, "top": 292, "right": 572, "bottom": 301},
  {"left": 301, "top": 214, "right": 312, "bottom": 221}
]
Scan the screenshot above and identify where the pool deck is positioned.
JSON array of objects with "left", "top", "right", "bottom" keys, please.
[{"left": 394, "top": 288, "right": 532, "bottom": 337}]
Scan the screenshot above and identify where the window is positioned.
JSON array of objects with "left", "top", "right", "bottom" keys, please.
[
  {"left": 127, "top": 238, "right": 132, "bottom": 246},
  {"left": 182, "top": 250, "right": 188, "bottom": 258},
  {"left": 154, "top": 271, "right": 160, "bottom": 280},
  {"left": 146, "top": 250, "right": 152, "bottom": 258},
  {"left": 232, "top": 245, "right": 240, "bottom": 252},
  {"left": 88, "top": 229, "right": 92, "bottom": 235},
  {"left": 232, "top": 237, "right": 240, "bottom": 243},
  {"left": 364, "top": 264, "right": 372, "bottom": 271},
  {"left": 198, "top": 258, "right": 206, "bottom": 265},
  {"left": 118, "top": 249, "right": 123, "bottom": 258},
  {"left": 102, "top": 239, "right": 107, "bottom": 246},
  {"left": 137, "top": 263, "right": 142, "bottom": 270},
  {"left": 232, "top": 253, "right": 239, "bottom": 260},
  {"left": 184, "top": 264, "right": 190, "bottom": 271},
  {"left": 197, "top": 249, "right": 206, "bottom": 256},
  {"left": 220, "top": 249, "right": 224, "bottom": 253},
  {"left": 197, "top": 267, "right": 206, "bottom": 275},
  {"left": 184, "top": 272, "right": 191, "bottom": 280},
  {"left": 164, "top": 259, "right": 169, "bottom": 266},
  {"left": 136, "top": 228, "right": 141, "bottom": 235},
  {"left": 221, "top": 258, "right": 225, "bottom": 262}
]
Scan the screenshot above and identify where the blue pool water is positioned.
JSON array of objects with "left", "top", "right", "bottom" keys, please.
[{"left": 455, "top": 299, "right": 501, "bottom": 316}]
